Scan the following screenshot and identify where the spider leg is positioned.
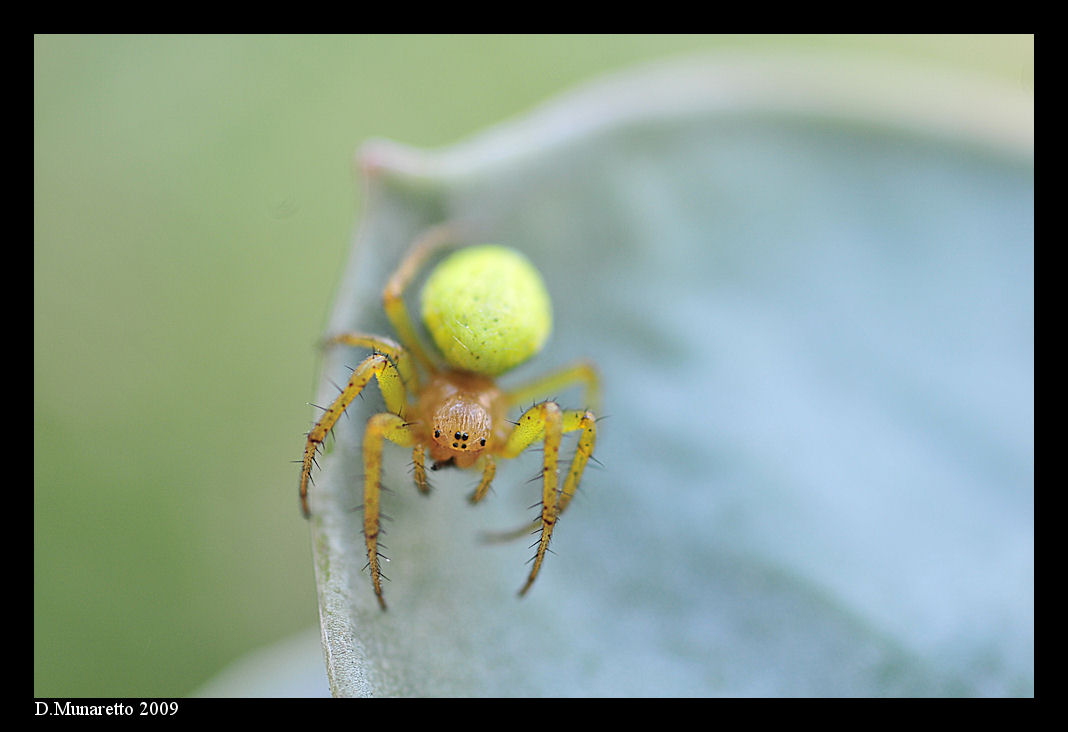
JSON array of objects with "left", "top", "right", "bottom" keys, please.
[
  {"left": 499, "top": 403, "right": 598, "bottom": 596},
  {"left": 555, "top": 410, "right": 598, "bottom": 518},
  {"left": 299, "top": 351, "right": 408, "bottom": 518},
  {"left": 323, "top": 333, "right": 419, "bottom": 393},
  {"left": 362, "top": 412, "right": 418, "bottom": 610},
  {"left": 504, "top": 359, "right": 601, "bottom": 413},
  {"left": 486, "top": 408, "right": 598, "bottom": 542},
  {"left": 323, "top": 333, "right": 430, "bottom": 497},
  {"left": 412, "top": 445, "right": 430, "bottom": 495},
  {"left": 382, "top": 223, "right": 464, "bottom": 375},
  {"left": 468, "top": 454, "right": 497, "bottom": 504}
]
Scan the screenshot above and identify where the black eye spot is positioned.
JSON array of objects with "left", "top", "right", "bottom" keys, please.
[
  {"left": 461, "top": 433, "right": 468, "bottom": 441},
  {"left": 454, "top": 432, "right": 461, "bottom": 440},
  {"left": 452, "top": 442, "right": 458, "bottom": 448},
  {"left": 434, "top": 430, "right": 441, "bottom": 438},
  {"left": 480, "top": 438, "right": 486, "bottom": 446},
  {"left": 461, "top": 443, "right": 467, "bottom": 449}
]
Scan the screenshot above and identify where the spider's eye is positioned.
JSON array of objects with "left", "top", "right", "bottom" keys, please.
[
  {"left": 461, "top": 432, "right": 468, "bottom": 441},
  {"left": 454, "top": 432, "right": 461, "bottom": 440},
  {"left": 434, "top": 429, "right": 441, "bottom": 438},
  {"left": 480, "top": 438, "right": 486, "bottom": 446}
]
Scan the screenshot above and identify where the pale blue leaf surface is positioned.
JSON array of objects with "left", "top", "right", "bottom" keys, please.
[{"left": 304, "top": 55, "right": 1033, "bottom": 697}]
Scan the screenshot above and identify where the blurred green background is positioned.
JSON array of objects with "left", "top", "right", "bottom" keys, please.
[{"left": 34, "top": 34, "right": 1033, "bottom": 697}]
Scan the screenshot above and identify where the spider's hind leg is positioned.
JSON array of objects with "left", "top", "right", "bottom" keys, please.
[{"left": 381, "top": 223, "right": 464, "bottom": 375}]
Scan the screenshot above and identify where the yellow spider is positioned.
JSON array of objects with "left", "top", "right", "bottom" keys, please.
[{"left": 299, "top": 226, "right": 600, "bottom": 610}]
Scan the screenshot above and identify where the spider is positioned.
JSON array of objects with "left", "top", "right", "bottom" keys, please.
[{"left": 299, "top": 225, "right": 600, "bottom": 610}]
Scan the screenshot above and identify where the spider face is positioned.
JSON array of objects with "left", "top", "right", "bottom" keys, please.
[
  {"left": 419, "top": 370, "right": 504, "bottom": 469},
  {"left": 299, "top": 226, "right": 601, "bottom": 610}
]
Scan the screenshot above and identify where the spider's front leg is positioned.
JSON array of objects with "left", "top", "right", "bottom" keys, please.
[
  {"left": 322, "top": 333, "right": 419, "bottom": 393},
  {"left": 299, "top": 347, "right": 408, "bottom": 518},
  {"left": 501, "top": 402, "right": 597, "bottom": 596},
  {"left": 362, "top": 412, "right": 419, "bottom": 610}
]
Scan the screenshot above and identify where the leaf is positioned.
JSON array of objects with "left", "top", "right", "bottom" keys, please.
[{"left": 305, "top": 54, "right": 1033, "bottom": 697}]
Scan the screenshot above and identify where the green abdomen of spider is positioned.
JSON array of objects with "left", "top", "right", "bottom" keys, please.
[{"left": 421, "top": 245, "right": 553, "bottom": 376}]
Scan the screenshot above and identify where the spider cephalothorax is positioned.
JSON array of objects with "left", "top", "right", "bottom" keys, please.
[
  {"left": 299, "top": 225, "right": 600, "bottom": 609},
  {"left": 420, "top": 370, "right": 503, "bottom": 468}
]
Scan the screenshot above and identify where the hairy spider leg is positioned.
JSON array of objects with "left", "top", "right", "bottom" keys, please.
[
  {"left": 299, "top": 351, "right": 409, "bottom": 518},
  {"left": 323, "top": 334, "right": 431, "bottom": 495},
  {"left": 322, "top": 333, "right": 419, "bottom": 393},
  {"left": 411, "top": 445, "right": 430, "bottom": 495},
  {"left": 500, "top": 403, "right": 598, "bottom": 596},
  {"left": 362, "top": 412, "right": 419, "bottom": 610},
  {"left": 504, "top": 359, "right": 602, "bottom": 413},
  {"left": 477, "top": 363, "right": 601, "bottom": 542},
  {"left": 382, "top": 223, "right": 464, "bottom": 376}
]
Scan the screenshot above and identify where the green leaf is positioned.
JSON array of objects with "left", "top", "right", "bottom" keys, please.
[{"left": 305, "top": 54, "right": 1033, "bottom": 697}]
